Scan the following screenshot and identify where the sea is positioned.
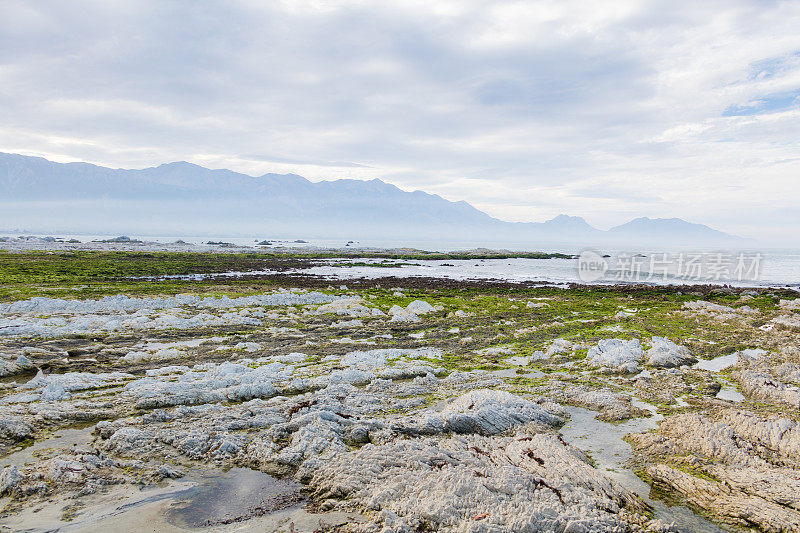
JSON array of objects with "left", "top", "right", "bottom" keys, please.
[{"left": 3, "top": 233, "right": 799, "bottom": 290}]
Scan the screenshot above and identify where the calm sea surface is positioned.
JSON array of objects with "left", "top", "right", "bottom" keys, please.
[{"left": 5, "top": 233, "right": 799, "bottom": 289}]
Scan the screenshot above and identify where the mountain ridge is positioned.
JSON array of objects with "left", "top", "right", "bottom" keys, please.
[{"left": 0, "top": 152, "right": 749, "bottom": 245}]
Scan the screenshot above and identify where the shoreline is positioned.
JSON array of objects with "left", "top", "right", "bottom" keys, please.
[
  {"left": 1, "top": 247, "right": 796, "bottom": 304},
  {"left": 0, "top": 235, "right": 571, "bottom": 258}
]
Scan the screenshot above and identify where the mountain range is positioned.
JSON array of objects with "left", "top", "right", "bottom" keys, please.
[{"left": 0, "top": 152, "right": 749, "bottom": 246}]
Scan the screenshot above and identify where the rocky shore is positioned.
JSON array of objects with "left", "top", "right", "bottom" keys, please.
[{"left": 0, "top": 268, "right": 797, "bottom": 531}]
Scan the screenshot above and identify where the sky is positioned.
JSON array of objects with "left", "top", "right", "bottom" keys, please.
[{"left": 1, "top": 0, "right": 799, "bottom": 243}]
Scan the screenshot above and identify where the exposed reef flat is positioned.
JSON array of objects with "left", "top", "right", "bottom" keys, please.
[
  {"left": 0, "top": 251, "right": 798, "bottom": 531},
  {"left": 0, "top": 235, "right": 570, "bottom": 258}
]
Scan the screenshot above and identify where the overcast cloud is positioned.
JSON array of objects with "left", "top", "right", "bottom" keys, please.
[{"left": 1, "top": 0, "right": 799, "bottom": 243}]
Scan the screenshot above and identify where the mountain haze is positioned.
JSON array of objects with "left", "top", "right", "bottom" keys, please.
[{"left": 0, "top": 153, "right": 748, "bottom": 246}]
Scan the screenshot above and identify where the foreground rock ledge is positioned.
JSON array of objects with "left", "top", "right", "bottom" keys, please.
[{"left": 308, "top": 432, "right": 648, "bottom": 532}]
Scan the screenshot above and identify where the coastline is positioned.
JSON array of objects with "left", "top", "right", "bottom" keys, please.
[{"left": 0, "top": 244, "right": 798, "bottom": 531}]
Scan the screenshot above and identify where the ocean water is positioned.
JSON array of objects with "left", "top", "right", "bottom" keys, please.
[
  {"left": 3, "top": 233, "right": 799, "bottom": 289},
  {"left": 250, "top": 255, "right": 800, "bottom": 289}
]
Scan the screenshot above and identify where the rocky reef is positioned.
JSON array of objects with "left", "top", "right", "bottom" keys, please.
[{"left": 0, "top": 274, "right": 796, "bottom": 531}]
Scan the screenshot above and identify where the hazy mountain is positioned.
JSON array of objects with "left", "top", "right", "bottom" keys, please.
[
  {"left": 606, "top": 217, "right": 743, "bottom": 246},
  {"left": 0, "top": 152, "right": 749, "bottom": 246},
  {"left": 538, "top": 215, "right": 604, "bottom": 240}
]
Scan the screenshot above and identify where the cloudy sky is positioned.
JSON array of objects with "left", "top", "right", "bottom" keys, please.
[{"left": 2, "top": 0, "right": 799, "bottom": 242}]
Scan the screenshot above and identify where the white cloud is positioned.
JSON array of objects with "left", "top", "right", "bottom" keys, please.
[{"left": 1, "top": 0, "right": 799, "bottom": 243}]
